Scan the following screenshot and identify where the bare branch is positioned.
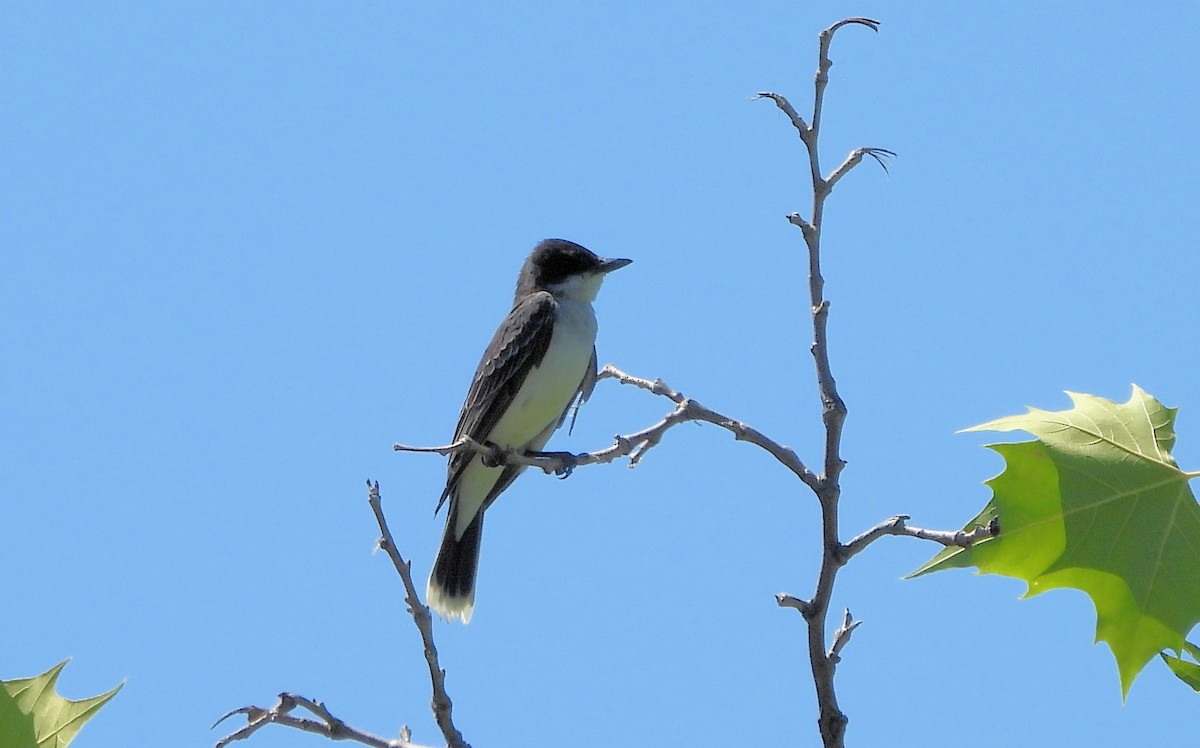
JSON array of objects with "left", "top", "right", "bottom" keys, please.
[
  {"left": 810, "top": 299, "right": 845, "bottom": 482},
  {"left": 396, "top": 366, "right": 819, "bottom": 490},
  {"left": 812, "top": 18, "right": 880, "bottom": 140},
  {"left": 827, "top": 609, "right": 861, "bottom": 664},
  {"left": 752, "top": 91, "right": 810, "bottom": 139},
  {"left": 367, "top": 481, "right": 470, "bottom": 748},
  {"left": 395, "top": 436, "right": 583, "bottom": 477},
  {"left": 212, "top": 693, "right": 433, "bottom": 748},
  {"left": 761, "top": 17, "right": 886, "bottom": 748},
  {"left": 394, "top": 436, "right": 552, "bottom": 472},
  {"left": 776, "top": 593, "right": 815, "bottom": 618},
  {"left": 597, "top": 363, "right": 684, "bottom": 401},
  {"left": 786, "top": 212, "right": 817, "bottom": 242},
  {"left": 826, "top": 147, "right": 896, "bottom": 191},
  {"left": 599, "top": 365, "right": 819, "bottom": 486},
  {"left": 213, "top": 484, "right": 468, "bottom": 748},
  {"left": 840, "top": 515, "right": 1000, "bottom": 562}
]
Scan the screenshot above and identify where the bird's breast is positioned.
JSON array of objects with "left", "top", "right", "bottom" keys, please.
[{"left": 487, "top": 299, "right": 597, "bottom": 449}]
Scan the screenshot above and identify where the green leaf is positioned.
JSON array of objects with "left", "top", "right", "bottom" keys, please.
[
  {"left": 1161, "top": 641, "right": 1200, "bottom": 692},
  {"left": 913, "top": 386, "right": 1200, "bottom": 695},
  {"left": 0, "top": 661, "right": 122, "bottom": 748}
]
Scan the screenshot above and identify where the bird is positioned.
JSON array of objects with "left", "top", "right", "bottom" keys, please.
[{"left": 427, "top": 238, "right": 631, "bottom": 623}]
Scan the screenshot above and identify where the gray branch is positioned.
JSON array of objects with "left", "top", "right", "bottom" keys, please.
[
  {"left": 395, "top": 364, "right": 819, "bottom": 490},
  {"left": 212, "top": 692, "right": 434, "bottom": 748},
  {"left": 827, "top": 609, "right": 861, "bottom": 664},
  {"left": 840, "top": 515, "right": 1000, "bottom": 564},
  {"left": 752, "top": 91, "right": 811, "bottom": 140},
  {"left": 826, "top": 147, "right": 895, "bottom": 191},
  {"left": 367, "top": 481, "right": 469, "bottom": 748},
  {"left": 212, "top": 483, "right": 469, "bottom": 748},
  {"left": 762, "top": 17, "right": 884, "bottom": 748}
]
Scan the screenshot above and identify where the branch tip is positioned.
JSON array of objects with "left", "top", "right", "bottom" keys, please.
[
  {"left": 753, "top": 91, "right": 811, "bottom": 134},
  {"left": 826, "top": 17, "right": 881, "bottom": 36},
  {"left": 864, "top": 147, "right": 896, "bottom": 175},
  {"left": 777, "top": 593, "right": 815, "bottom": 617},
  {"left": 828, "top": 609, "right": 862, "bottom": 662}
]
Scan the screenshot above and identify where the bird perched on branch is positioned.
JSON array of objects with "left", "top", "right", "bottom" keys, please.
[{"left": 427, "top": 238, "right": 631, "bottom": 623}]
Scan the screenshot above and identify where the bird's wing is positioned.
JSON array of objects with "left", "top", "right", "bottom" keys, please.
[{"left": 437, "top": 291, "right": 558, "bottom": 512}]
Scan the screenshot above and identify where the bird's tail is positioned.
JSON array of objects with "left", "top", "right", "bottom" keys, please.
[{"left": 426, "top": 511, "right": 483, "bottom": 624}]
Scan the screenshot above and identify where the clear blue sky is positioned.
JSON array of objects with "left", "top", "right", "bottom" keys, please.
[{"left": 3, "top": 2, "right": 1198, "bottom": 746}]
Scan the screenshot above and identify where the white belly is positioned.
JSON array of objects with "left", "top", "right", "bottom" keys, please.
[
  {"left": 454, "top": 299, "right": 597, "bottom": 536},
  {"left": 488, "top": 299, "right": 596, "bottom": 447}
]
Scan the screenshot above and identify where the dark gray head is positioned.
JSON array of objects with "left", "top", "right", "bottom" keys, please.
[{"left": 514, "top": 239, "right": 631, "bottom": 302}]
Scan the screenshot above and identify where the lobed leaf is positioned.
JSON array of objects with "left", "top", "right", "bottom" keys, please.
[
  {"left": 0, "top": 661, "right": 122, "bottom": 748},
  {"left": 915, "top": 386, "right": 1200, "bottom": 695}
]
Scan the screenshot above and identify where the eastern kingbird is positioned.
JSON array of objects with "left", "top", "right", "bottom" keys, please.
[{"left": 427, "top": 238, "right": 631, "bottom": 623}]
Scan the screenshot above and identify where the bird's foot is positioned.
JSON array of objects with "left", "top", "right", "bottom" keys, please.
[
  {"left": 532, "top": 450, "right": 578, "bottom": 479},
  {"left": 481, "top": 441, "right": 507, "bottom": 468}
]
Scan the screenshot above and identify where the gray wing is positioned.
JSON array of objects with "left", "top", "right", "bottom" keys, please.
[{"left": 437, "top": 291, "right": 558, "bottom": 513}]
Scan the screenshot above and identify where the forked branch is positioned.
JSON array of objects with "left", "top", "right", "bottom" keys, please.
[
  {"left": 212, "top": 483, "right": 469, "bottom": 748},
  {"left": 212, "top": 692, "right": 433, "bottom": 748},
  {"left": 395, "top": 364, "right": 820, "bottom": 490},
  {"left": 228, "top": 16, "right": 995, "bottom": 748},
  {"left": 840, "top": 515, "right": 1000, "bottom": 564},
  {"left": 367, "top": 481, "right": 468, "bottom": 748},
  {"left": 760, "top": 17, "right": 882, "bottom": 748}
]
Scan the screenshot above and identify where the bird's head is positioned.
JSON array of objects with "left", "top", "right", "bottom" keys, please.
[{"left": 515, "top": 238, "right": 632, "bottom": 303}]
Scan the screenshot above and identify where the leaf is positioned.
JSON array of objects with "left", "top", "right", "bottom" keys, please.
[
  {"left": 1161, "top": 641, "right": 1200, "bottom": 692},
  {"left": 913, "top": 386, "right": 1200, "bottom": 695},
  {"left": 0, "top": 661, "right": 122, "bottom": 748}
]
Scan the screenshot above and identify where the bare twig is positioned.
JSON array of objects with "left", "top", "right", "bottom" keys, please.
[
  {"left": 212, "top": 693, "right": 433, "bottom": 748},
  {"left": 395, "top": 365, "right": 819, "bottom": 490},
  {"left": 761, "top": 17, "right": 883, "bottom": 748},
  {"left": 367, "top": 481, "right": 470, "bottom": 748},
  {"left": 840, "top": 515, "right": 1000, "bottom": 563},
  {"left": 751, "top": 91, "right": 809, "bottom": 137},
  {"left": 827, "top": 610, "right": 861, "bottom": 664},
  {"left": 387, "top": 19, "right": 960, "bottom": 748},
  {"left": 212, "top": 483, "right": 466, "bottom": 748},
  {"left": 812, "top": 18, "right": 880, "bottom": 144},
  {"left": 776, "top": 593, "right": 814, "bottom": 617},
  {"left": 826, "top": 147, "right": 895, "bottom": 190}
]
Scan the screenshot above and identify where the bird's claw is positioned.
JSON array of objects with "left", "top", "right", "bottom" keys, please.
[
  {"left": 549, "top": 452, "right": 578, "bottom": 479},
  {"left": 481, "top": 442, "right": 506, "bottom": 468}
]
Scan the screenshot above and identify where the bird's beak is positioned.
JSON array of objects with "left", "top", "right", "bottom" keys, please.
[{"left": 599, "top": 257, "right": 632, "bottom": 273}]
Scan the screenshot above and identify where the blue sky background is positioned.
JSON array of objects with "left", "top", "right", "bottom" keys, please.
[{"left": 3, "top": 2, "right": 1199, "bottom": 746}]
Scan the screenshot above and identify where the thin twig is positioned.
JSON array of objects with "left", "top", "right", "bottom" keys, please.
[
  {"left": 212, "top": 693, "right": 432, "bottom": 748},
  {"left": 395, "top": 365, "right": 819, "bottom": 490},
  {"left": 768, "top": 17, "right": 882, "bottom": 748},
  {"left": 839, "top": 515, "right": 1000, "bottom": 563},
  {"left": 776, "top": 593, "right": 815, "bottom": 617},
  {"left": 752, "top": 91, "right": 810, "bottom": 137},
  {"left": 211, "top": 484, "right": 466, "bottom": 748},
  {"left": 827, "top": 610, "right": 861, "bottom": 664},
  {"left": 826, "top": 147, "right": 895, "bottom": 190},
  {"left": 367, "top": 481, "right": 470, "bottom": 748},
  {"left": 812, "top": 18, "right": 880, "bottom": 142}
]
